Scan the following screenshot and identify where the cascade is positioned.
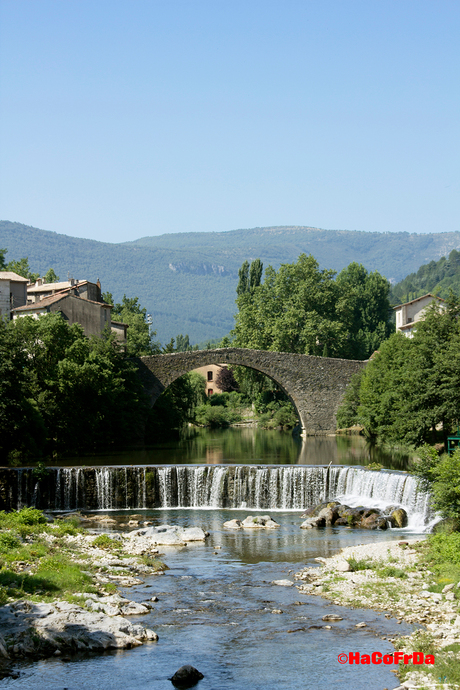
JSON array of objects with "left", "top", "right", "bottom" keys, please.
[{"left": 0, "top": 465, "right": 432, "bottom": 525}]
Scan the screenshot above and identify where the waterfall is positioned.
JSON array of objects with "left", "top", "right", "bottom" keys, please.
[{"left": 1, "top": 465, "right": 433, "bottom": 525}]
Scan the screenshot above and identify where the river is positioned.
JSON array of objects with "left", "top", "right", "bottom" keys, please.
[{"left": 2, "top": 430, "right": 423, "bottom": 690}]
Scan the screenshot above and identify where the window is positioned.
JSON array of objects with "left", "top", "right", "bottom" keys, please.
[
  {"left": 207, "top": 370, "right": 213, "bottom": 381},
  {"left": 208, "top": 389, "right": 213, "bottom": 396},
  {"left": 406, "top": 317, "right": 412, "bottom": 323}
]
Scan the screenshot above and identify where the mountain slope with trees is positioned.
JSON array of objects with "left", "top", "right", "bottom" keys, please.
[
  {"left": 391, "top": 249, "right": 460, "bottom": 305},
  {"left": 3, "top": 220, "right": 460, "bottom": 343}
]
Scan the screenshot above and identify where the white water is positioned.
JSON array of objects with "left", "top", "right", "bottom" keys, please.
[{"left": 13, "top": 464, "right": 433, "bottom": 527}]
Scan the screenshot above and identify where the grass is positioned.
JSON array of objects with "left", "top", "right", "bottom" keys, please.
[
  {"left": 0, "top": 507, "right": 124, "bottom": 603},
  {"left": 140, "top": 555, "right": 169, "bottom": 571},
  {"left": 394, "top": 533, "right": 460, "bottom": 688},
  {"left": 347, "top": 557, "right": 374, "bottom": 571},
  {"left": 92, "top": 534, "right": 121, "bottom": 550},
  {"left": 418, "top": 532, "right": 460, "bottom": 596},
  {"left": 347, "top": 556, "right": 407, "bottom": 579}
]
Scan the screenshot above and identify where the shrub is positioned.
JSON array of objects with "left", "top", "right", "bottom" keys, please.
[
  {"left": 0, "top": 532, "right": 21, "bottom": 552},
  {"left": 92, "top": 534, "right": 118, "bottom": 550},
  {"left": 347, "top": 557, "right": 374, "bottom": 571}
]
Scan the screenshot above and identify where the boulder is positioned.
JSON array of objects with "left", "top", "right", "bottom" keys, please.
[
  {"left": 359, "top": 513, "right": 388, "bottom": 530},
  {"left": 241, "top": 515, "right": 280, "bottom": 529},
  {"left": 316, "top": 506, "right": 339, "bottom": 525},
  {"left": 120, "top": 602, "right": 150, "bottom": 616},
  {"left": 128, "top": 525, "right": 208, "bottom": 545},
  {"left": 300, "top": 501, "right": 339, "bottom": 519},
  {"left": 169, "top": 665, "right": 204, "bottom": 688},
  {"left": 333, "top": 518, "right": 351, "bottom": 526},
  {"left": 335, "top": 559, "right": 351, "bottom": 572},
  {"left": 223, "top": 519, "right": 243, "bottom": 529},
  {"left": 300, "top": 516, "right": 326, "bottom": 529},
  {"left": 322, "top": 614, "right": 343, "bottom": 621},
  {"left": 388, "top": 508, "right": 408, "bottom": 528},
  {"left": 0, "top": 600, "right": 159, "bottom": 656},
  {"left": 272, "top": 579, "right": 294, "bottom": 587}
]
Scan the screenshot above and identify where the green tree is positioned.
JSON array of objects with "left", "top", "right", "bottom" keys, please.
[
  {"left": 176, "top": 334, "right": 193, "bottom": 351},
  {"left": 146, "top": 372, "right": 206, "bottom": 439},
  {"left": 236, "top": 260, "right": 250, "bottom": 296},
  {"left": 0, "top": 314, "right": 149, "bottom": 460},
  {"left": 233, "top": 254, "right": 345, "bottom": 356},
  {"left": 356, "top": 295, "right": 460, "bottom": 447},
  {"left": 6, "top": 257, "right": 39, "bottom": 282},
  {"left": 336, "top": 262, "right": 393, "bottom": 359},
  {"left": 0, "top": 249, "right": 7, "bottom": 270},
  {"left": 336, "top": 370, "right": 364, "bottom": 428},
  {"left": 105, "top": 294, "right": 160, "bottom": 357},
  {"left": 43, "top": 268, "right": 60, "bottom": 283}
]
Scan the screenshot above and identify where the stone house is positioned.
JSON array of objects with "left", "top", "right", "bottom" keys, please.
[
  {"left": 193, "top": 364, "right": 227, "bottom": 396},
  {"left": 12, "top": 291, "right": 113, "bottom": 338},
  {"left": 0, "top": 271, "right": 28, "bottom": 319},
  {"left": 12, "top": 278, "right": 128, "bottom": 344},
  {"left": 27, "top": 278, "right": 102, "bottom": 304},
  {"left": 394, "top": 293, "right": 445, "bottom": 338}
]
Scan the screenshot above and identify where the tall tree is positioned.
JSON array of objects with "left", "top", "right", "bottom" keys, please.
[
  {"left": 43, "top": 268, "right": 60, "bottom": 283},
  {"left": 236, "top": 260, "right": 250, "bottom": 296},
  {"left": 356, "top": 295, "right": 460, "bottom": 448},
  {"left": 249, "top": 259, "right": 263, "bottom": 291},
  {"left": 336, "top": 262, "right": 393, "bottom": 359},
  {"left": 104, "top": 293, "right": 160, "bottom": 357}
]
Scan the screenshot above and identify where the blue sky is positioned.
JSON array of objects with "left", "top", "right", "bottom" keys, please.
[{"left": 0, "top": 0, "right": 459, "bottom": 243}]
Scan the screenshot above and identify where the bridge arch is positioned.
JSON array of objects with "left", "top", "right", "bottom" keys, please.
[{"left": 137, "top": 348, "right": 366, "bottom": 436}]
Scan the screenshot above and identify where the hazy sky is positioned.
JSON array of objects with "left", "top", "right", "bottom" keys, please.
[{"left": 1, "top": 0, "right": 459, "bottom": 243}]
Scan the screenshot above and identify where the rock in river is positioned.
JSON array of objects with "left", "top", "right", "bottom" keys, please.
[{"left": 169, "top": 665, "right": 204, "bottom": 688}]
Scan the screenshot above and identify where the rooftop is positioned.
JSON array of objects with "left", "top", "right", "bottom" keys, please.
[
  {"left": 393, "top": 293, "right": 445, "bottom": 310},
  {"left": 0, "top": 272, "right": 29, "bottom": 282}
]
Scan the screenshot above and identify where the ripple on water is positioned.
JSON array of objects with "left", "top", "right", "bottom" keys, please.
[{"left": 7, "top": 509, "right": 420, "bottom": 690}]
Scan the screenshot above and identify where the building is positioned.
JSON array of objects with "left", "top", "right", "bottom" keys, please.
[
  {"left": 12, "top": 277, "right": 128, "bottom": 345},
  {"left": 0, "top": 272, "right": 28, "bottom": 319},
  {"left": 394, "top": 293, "right": 445, "bottom": 338},
  {"left": 193, "top": 364, "right": 227, "bottom": 396},
  {"left": 27, "top": 278, "right": 102, "bottom": 304},
  {"left": 12, "top": 291, "right": 113, "bottom": 338}
]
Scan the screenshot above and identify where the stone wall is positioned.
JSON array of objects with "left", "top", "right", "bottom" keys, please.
[{"left": 137, "top": 348, "right": 366, "bottom": 436}]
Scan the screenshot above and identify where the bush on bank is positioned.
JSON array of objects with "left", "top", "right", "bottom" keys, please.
[
  {"left": 412, "top": 445, "right": 460, "bottom": 524},
  {"left": 336, "top": 294, "right": 460, "bottom": 449}
]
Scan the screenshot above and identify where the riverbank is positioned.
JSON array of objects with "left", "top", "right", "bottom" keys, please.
[
  {"left": 0, "top": 510, "right": 209, "bottom": 679},
  {"left": 294, "top": 537, "right": 460, "bottom": 689}
]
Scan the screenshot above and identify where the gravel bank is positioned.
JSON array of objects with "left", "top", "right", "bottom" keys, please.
[{"left": 294, "top": 538, "right": 460, "bottom": 690}]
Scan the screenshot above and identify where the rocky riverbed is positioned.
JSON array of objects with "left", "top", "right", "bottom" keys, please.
[
  {"left": 0, "top": 518, "right": 208, "bottom": 678},
  {"left": 295, "top": 538, "right": 460, "bottom": 690}
]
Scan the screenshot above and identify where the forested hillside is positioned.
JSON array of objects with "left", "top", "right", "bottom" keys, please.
[
  {"left": 390, "top": 250, "right": 460, "bottom": 305},
  {"left": 3, "top": 220, "right": 460, "bottom": 344}
]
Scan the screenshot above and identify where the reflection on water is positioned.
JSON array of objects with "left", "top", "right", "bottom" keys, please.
[{"left": 56, "top": 428, "right": 412, "bottom": 470}]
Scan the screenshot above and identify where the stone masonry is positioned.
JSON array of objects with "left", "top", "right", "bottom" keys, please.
[{"left": 136, "top": 348, "right": 366, "bottom": 436}]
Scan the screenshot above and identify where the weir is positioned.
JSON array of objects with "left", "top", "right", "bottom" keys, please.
[{"left": 0, "top": 465, "right": 432, "bottom": 525}]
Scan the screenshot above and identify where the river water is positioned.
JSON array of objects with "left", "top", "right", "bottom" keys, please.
[
  {"left": 52, "top": 427, "right": 412, "bottom": 470},
  {"left": 3, "top": 430, "right": 421, "bottom": 690}
]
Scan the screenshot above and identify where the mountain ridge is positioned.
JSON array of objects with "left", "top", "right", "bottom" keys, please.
[{"left": 3, "top": 220, "right": 460, "bottom": 343}]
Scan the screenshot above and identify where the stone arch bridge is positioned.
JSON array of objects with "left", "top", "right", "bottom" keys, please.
[{"left": 137, "top": 348, "right": 366, "bottom": 436}]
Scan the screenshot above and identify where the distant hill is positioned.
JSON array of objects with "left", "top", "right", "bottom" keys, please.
[
  {"left": 391, "top": 249, "right": 460, "bottom": 305},
  {"left": 3, "top": 220, "right": 460, "bottom": 344}
]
